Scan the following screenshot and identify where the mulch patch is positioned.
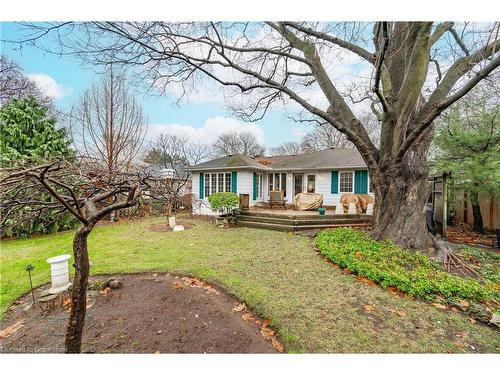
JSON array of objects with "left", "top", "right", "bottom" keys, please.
[
  {"left": 447, "top": 222, "right": 498, "bottom": 250},
  {"left": 0, "top": 273, "right": 280, "bottom": 353},
  {"left": 148, "top": 222, "right": 195, "bottom": 232}
]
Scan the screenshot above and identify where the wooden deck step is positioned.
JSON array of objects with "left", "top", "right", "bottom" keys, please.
[
  {"left": 235, "top": 210, "right": 372, "bottom": 232},
  {"left": 236, "top": 220, "right": 371, "bottom": 232}
]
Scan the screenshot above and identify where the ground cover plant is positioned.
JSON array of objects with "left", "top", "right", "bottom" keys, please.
[
  {"left": 315, "top": 228, "right": 500, "bottom": 303},
  {"left": 1, "top": 217, "right": 499, "bottom": 353}
]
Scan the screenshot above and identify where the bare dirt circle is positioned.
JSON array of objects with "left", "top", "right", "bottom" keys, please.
[{"left": 0, "top": 273, "right": 281, "bottom": 353}]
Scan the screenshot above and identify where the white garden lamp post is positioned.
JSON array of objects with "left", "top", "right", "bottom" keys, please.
[{"left": 47, "top": 254, "right": 72, "bottom": 294}]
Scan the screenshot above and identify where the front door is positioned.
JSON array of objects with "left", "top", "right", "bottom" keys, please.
[{"left": 293, "top": 173, "right": 303, "bottom": 197}]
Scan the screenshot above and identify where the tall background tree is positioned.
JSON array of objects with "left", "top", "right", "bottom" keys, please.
[
  {"left": 0, "top": 55, "right": 53, "bottom": 110},
  {"left": 212, "top": 130, "right": 265, "bottom": 156},
  {"left": 0, "top": 97, "right": 76, "bottom": 237},
  {"left": 12, "top": 21, "right": 500, "bottom": 250},
  {"left": 433, "top": 82, "right": 500, "bottom": 233},
  {"left": 70, "top": 68, "right": 147, "bottom": 175},
  {"left": 270, "top": 112, "right": 381, "bottom": 155}
]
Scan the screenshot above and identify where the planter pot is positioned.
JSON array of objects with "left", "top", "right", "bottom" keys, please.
[
  {"left": 47, "top": 254, "right": 72, "bottom": 294},
  {"left": 318, "top": 207, "right": 326, "bottom": 215},
  {"left": 168, "top": 216, "right": 176, "bottom": 229}
]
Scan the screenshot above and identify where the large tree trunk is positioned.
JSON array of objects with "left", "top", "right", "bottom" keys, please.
[
  {"left": 65, "top": 223, "right": 94, "bottom": 353},
  {"left": 470, "top": 192, "right": 484, "bottom": 233},
  {"left": 370, "top": 126, "right": 434, "bottom": 250},
  {"left": 371, "top": 165, "right": 432, "bottom": 249}
]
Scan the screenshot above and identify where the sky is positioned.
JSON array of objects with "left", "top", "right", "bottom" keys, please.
[{"left": 0, "top": 22, "right": 311, "bottom": 149}]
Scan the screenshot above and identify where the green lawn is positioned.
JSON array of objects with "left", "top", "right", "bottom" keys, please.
[{"left": 1, "top": 216, "right": 499, "bottom": 353}]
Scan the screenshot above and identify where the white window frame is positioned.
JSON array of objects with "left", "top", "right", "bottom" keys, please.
[
  {"left": 204, "top": 172, "right": 232, "bottom": 197},
  {"left": 368, "top": 173, "right": 373, "bottom": 193},
  {"left": 306, "top": 174, "right": 316, "bottom": 193},
  {"left": 268, "top": 172, "right": 287, "bottom": 197},
  {"left": 256, "top": 173, "right": 263, "bottom": 199},
  {"left": 339, "top": 171, "right": 354, "bottom": 193}
]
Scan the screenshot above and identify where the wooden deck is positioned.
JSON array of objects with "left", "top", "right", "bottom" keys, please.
[{"left": 235, "top": 208, "right": 372, "bottom": 232}]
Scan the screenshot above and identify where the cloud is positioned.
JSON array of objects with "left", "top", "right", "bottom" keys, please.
[
  {"left": 26, "top": 73, "right": 69, "bottom": 99},
  {"left": 147, "top": 116, "right": 265, "bottom": 145}
]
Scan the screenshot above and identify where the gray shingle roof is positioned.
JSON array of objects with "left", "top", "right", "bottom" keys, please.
[
  {"left": 186, "top": 148, "right": 367, "bottom": 172},
  {"left": 270, "top": 147, "right": 366, "bottom": 170},
  {"left": 185, "top": 154, "right": 269, "bottom": 171}
]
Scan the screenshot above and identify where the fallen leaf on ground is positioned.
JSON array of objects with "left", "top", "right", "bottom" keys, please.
[
  {"left": 395, "top": 310, "right": 407, "bottom": 317},
  {"left": 469, "top": 317, "right": 476, "bottom": 324},
  {"left": 387, "top": 287, "right": 399, "bottom": 294},
  {"left": 99, "top": 287, "right": 112, "bottom": 295},
  {"left": 459, "top": 300, "right": 470, "bottom": 309},
  {"left": 173, "top": 282, "right": 184, "bottom": 289},
  {"left": 271, "top": 338, "right": 284, "bottom": 352},
  {"left": 357, "top": 276, "right": 377, "bottom": 286},
  {"left": 63, "top": 297, "right": 72, "bottom": 310},
  {"left": 363, "top": 304, "right": 375, "bottom": 312},
  {"left": 342, "top": 268, "right": 351, "bottom": 274},
  {"left": 260, "top": 326, "right": 276, "bottom": 338},
  {"left": 432, "top": 303, "right": 447, "bottom": 310},
  {"left": 0, "top": 320, "right": 25, "bottom": 339},
  {"left": 233, "top": 303, "right": 246, "bottom": 312},
  {"left": 262, "top": 319, "right": 272, "bottom": 327},
  {"left": 241, "top": 313, "right": 255, "bottom": 322}
]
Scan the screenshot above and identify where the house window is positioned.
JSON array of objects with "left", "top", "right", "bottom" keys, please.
[
  {"left": 339, "top": 171, "right": 354, "bottom": 193},
  {"left": 225, "top": 173, "right": 231, "bottom": 192},
  {"left": 211, "top": 174, "right": 217, "bottom": 195},
  {"left": 256, "top": 173, "right": 263, "bottom": 199},
  {"left": 218, "top": 173, "right": 224, "bottom": 192},
  {"left": 307, "top": 175, "right": 316, "bottom": 193},
  {"left": 204, "top": 172, "right": 232, "bottom": 197},
  {"left": 269, "top": 173, "right": 287, "bottom": 197},
  {"left": 204, "top": 173, "right": 210, "bottom": 198}
]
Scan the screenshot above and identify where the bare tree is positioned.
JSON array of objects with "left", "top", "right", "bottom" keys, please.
[
  {"left": 143, "top": 133, "right": 211, "bottom": 213},
  {"left": 12, "top": 22, "right": 500, "bottom": 250},
  {"left": 70, "top": 68, "right": 146, "bottom": 175},
  {"left": 0, "top": 55, "right": 53, "bottom": 109},
  {"left": 0, "top": 157, "right": 151, "bottom": 353},
  {"left": 269, "top": 141, "right": 304, "bottom": 155},
  {"left": 301, "top": 112, "right": 381, "bottom": 151},
  {"left": 212, "top": 130, "right": 265, "bottom": 156}
]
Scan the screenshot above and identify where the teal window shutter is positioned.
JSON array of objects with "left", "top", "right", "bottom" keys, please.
[
  {"left": 252, "top": 172, "right": 257, "bottom": 200},
  {"left": 354, "top": 170, "right": 368, "bottom": 194},
  {"left": 199, "top": 173, "right": 204, "bottom": 199},
  {"left": 331, "top": 171, "right": 338, "bottom": 194},
  {"left": 231, "top": 171, "right": 237, "bottom": 193}
]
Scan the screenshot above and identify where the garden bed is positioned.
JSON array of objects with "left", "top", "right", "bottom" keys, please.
[
  {"left": 0, "top": 273, "right": 281, "bottom": 353},
  {"left": 315, "top": 228, "right": 500, "bottom": 325}
]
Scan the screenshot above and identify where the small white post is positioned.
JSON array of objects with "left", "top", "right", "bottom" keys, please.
[
  {"left": 366, "top": 203, "right": 374, "bottom": 215},
  {"left": 47, "top": 254, "right": 72, "bottom": 294},
  {"left": 168, "top": 216, "right": 176, "bottom": 229},
  {"left": 334, "top": 205, "right": 344, "bottom": 215},
  {"left": 348, "top": 203, "right": 357, "bottom": 214}
]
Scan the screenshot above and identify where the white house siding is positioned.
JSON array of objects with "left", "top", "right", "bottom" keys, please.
[
  {"left": 191, "top": 170, "right": 264, "bottom": 215},
  {"left": 192, "top": 169, "right": 374, "bottom": 215},
  {"left": 269, "top": 170, "right": 374, "bottom": 207}
]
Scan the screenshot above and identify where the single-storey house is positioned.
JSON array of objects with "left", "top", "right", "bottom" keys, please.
[{"left": 186, "top": 147, "right": 374, "bottom": 215}]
